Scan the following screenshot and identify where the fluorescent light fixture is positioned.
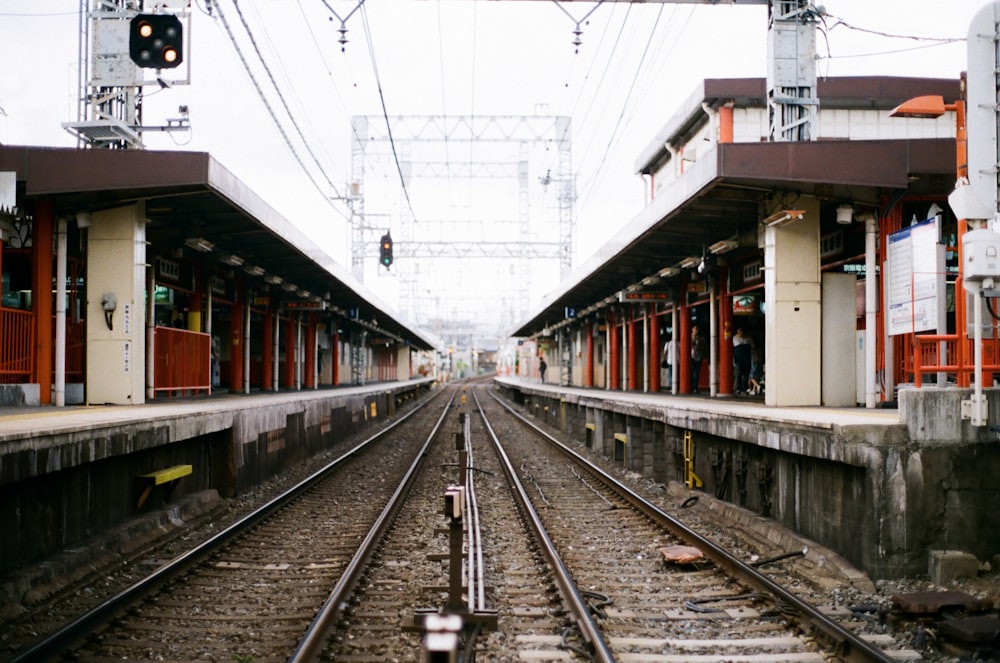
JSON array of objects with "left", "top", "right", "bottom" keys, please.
[
  {"left": 641, "top": 275, "right": 660, "bottom": 287},
  {"left": 658, "top": 266, "right": 680, "bottom": 278},
  {"left": 763, "top": 209, "right": 806, "bottom": 228},
  {"left": 244, "top": 264, "right": 265, "bottom": 276},
  {"left": 299, "top": 290, "right": 310, "bottom": 298},
  {"left": 708, "top": 239, "right": 739, "bottom": 255},
  {"left": 679, "top": 256, "right": 701, "bottom": 269},
  {"left": 220, "top": 253, "right": 244, "bottom": 267},
  {"left": 282, "top": 282, "right": 298, "bottom": 292},
  {"left": 264, "top": 274, "right": 283, "bottom": 285},
  {"left": 185, "top": 237, "right": 214, "bottom": 252}
]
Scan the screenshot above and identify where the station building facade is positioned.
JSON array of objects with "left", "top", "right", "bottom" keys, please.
[
  {"left": 514, "top": 76, "right": 965, "bottom": 409},
  {"left": 0, "top": 146, "right": 436, "bottom": 407}
]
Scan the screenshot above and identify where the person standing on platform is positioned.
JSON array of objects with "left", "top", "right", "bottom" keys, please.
[
  {"left": 539, "top": 356, "right": 547, "bottom": 383},
  {"left": 690, "top": 325, "right": 706, "bottom": 394},
  {"left": 662, "top": 334, "right": 675, "bottom": 390},
  {"left": 732, "top": 327, "right": 752, "bottom": 394}
]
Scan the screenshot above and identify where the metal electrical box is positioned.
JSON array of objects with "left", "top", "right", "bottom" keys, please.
[{"left": 962, "top": 228, "right": 1000, "bottom": 282}]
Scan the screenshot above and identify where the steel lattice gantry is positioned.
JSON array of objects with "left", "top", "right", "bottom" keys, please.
[{"left": 349, "top": 114, "right": 574, "bottom": 332}]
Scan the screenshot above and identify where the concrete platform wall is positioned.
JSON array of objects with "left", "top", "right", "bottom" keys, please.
[{"left": 498, "top": 382, "right": 1000, "bottom": 579}]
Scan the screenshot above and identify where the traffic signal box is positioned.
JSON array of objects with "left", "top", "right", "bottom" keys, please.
[
  {"left": 129, "top": 14, "right": 183, "bottom": 69},
  {"left": 380, "top": 233, "right": 394, "bottom": 268}
]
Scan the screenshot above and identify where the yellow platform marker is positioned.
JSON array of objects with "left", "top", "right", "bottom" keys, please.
[
  {"left": 683, "top": 431, "right": 703, "bottom": 489},
  {"left": 137, "top": 464, "right": 192, "bottom": 509}
]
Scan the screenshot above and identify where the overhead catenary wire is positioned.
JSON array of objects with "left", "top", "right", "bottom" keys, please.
[
  {"left": 576, "top": 2, "right": 665, "bottom": 215},
  {"left": 300, "top": 0, "right": 397, "bottom": 201},
  {"left": 437, "top": 0, "right": 455, "bottom": 214},
  {"left": 243, "top": 0, "right": 343, "bottom": 190},
  {"left": 224, "top": 0, "right": 344, "bottom": 201},
  {"left": 212, "top": 0, "right": 349, "bottom": 221},
  {"left": 360, "top": 3, "right": 419, "bottom": 225}
]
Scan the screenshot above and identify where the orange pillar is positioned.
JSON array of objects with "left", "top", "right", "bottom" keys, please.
[
  {"left": 718, "top": 267, "right": 733, "bottom": 396},
  {"left": 32, "top": 200, "right": 54, "bottom": 403},
  {"left": 608, "top": 310, "right": 620, "bottom": 390},
  {"left": 627, "top": 308, "right": 640, "bottom": 391},
  {"left": 585, "top": 321, "right": 594, "bottom": 387},
  {"left": 954, "top": 100, "right": 970, "bottom": 387},
  {"left": 719, "top": 103, "right": 734, "bottom": 144},
  {"left": 305, "top": 313, "right": 316, "bottom": 388},
  {"left": 679, "top": 278, "right": 692, "bottom": 393},
  {"left": 332, "top": 329, "right": 340, "bottom": 386},
  {"left": 229, "top": 284, "right": 243, "bottom": 393},
  {"left": 283, "top": 316, "right": 295, "bottom": 388},
  {"left": 649, "top": 309, "right": 661, "bottom": 392},
  {"left": 262, "top": 307, "right": 273, "bottom": 391}
]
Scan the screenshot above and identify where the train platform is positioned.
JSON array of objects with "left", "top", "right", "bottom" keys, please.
[
  {"left": 493, "top": 376, "right": 1000, "bottom": 580},
  {"left": 0, "top": 380, "right": 431, "bottom": 444}
]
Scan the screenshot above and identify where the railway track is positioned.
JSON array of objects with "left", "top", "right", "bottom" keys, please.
[
  {"left": 9, "top": 387, "right": 456, "bottom": 663},
  {"left": 474, "top": 387, "right": 922, "bottom": 663},
  {"left": 9, "top": 381, "right": 926, "bottom": 662}
]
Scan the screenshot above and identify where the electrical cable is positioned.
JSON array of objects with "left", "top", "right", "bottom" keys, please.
[
  {"left": 816, "top": 13, "right": 963, "bottom": 65},
  {"left": 213, "top": 0, "right": 349, "bottom": 221},
  {"left": 360, "top": 3, "right": 419, "bottom": 224},
  {"left": 437, "top": 0, "right": 454, "bottom": 213},
  {"left": 825, "top": 16, "right": 963, "bottom": 43},
  {"left": 576, "top": 3, "right": 665, "bottom": 214},
  {"left": 299, "top": 0, "right": 397, "bottom": 206},
  {"left": 226, "top": 0, "right": 344, "bottom": 200},
  {"left": 244, "top": 0, "right": 342, "bottom": 185}
]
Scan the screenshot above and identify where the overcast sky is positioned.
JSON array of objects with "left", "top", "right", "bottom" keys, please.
[{"left": 0, "top": 0, "right": 988, "bottom": 325}]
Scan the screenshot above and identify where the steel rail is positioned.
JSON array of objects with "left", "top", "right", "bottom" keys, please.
[
  {"left": 473, "top": 390, "right": 616, "bottom": 663},
  {"left": 458, "top": 410, "right": 491, "bottom": 663},
  {"left": 9, "top": 387, "right": 447, "bottom": 663},
  {"left": 487, "top": 389, "right": 897, "bottom": 663},
  {"left": 288, "top": 389, "right": 458, "bottom": 663}
]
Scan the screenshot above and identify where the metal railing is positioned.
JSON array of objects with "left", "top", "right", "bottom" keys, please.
[
  {"left": 0, "top": 307, "right": 34, "bottom": 383},
  {"left": 912, "top": 333, "right": 1000, "bottom": 387},
  {"left": 153, "top": 326, "right": 211, "bottom": 396}
]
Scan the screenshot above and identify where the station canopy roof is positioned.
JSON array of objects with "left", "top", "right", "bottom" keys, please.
[
  {"left": 511, "top": 76, "right": 961, "bottom": 339},
  {"left": 0, "top": 144, "right": 437, "bottom": 351}
]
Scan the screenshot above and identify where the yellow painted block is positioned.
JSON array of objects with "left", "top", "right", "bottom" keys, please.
[
  {"left": 140, "top": 464, "right": 192, "bottom": 485},
  {"left": 613, "top": 433, "right": 627, "bottom": 444}
]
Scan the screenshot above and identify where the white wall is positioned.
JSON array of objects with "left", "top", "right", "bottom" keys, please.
[{"left": 86, "top": 204, "right": 146, "bottom": 404}]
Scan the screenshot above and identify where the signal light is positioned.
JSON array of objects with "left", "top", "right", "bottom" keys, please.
[
  {"left": 129, "top": 14, "right": 183, "bottom": 69},
  {"left": 379, "top": 232, "right": 393, "bottom": 268}
]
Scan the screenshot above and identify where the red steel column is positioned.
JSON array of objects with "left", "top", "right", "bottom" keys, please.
[
  {"left": 332, "top": 329, "right": 340, "bottom": 385},
  {"left": 679, "top": 278, "right": 692, "bottom": 393},
  {"left": 32, "top": 200, "right": 54, "bottom": 403},
  {"left": 585, "top": 321, "right": 594, "bottom": 387},
  {"left": 262, "top": 306, "right": 273, "bottom": 390},
  {"left": 283, "top": 316, "right": 295, "bottom": 388},
  {"left": 305, "top": 312, "right": 316, "bottom": 388},
  {"left": 627, "top": 308, "right": 639, "bottom": 391},
  {"left": 649, "top": 308, "right": 661, "bottom": 392},
  {"left": 608, "top": 310, "right": 621, "bottom": 390},
  {"left": 229, "top": 283, "right": 243, "bottom": 393},
  {"left": 718, "top": 266, "right": 733, "bottom": 396}
]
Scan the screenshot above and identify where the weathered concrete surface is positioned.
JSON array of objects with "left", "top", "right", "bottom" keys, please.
[
  {"left": 928, "top": 550, "right": 980, "bottom": 584},
  {"left": 497, "top": 378, "right": 1000, "bottom": 580}
]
